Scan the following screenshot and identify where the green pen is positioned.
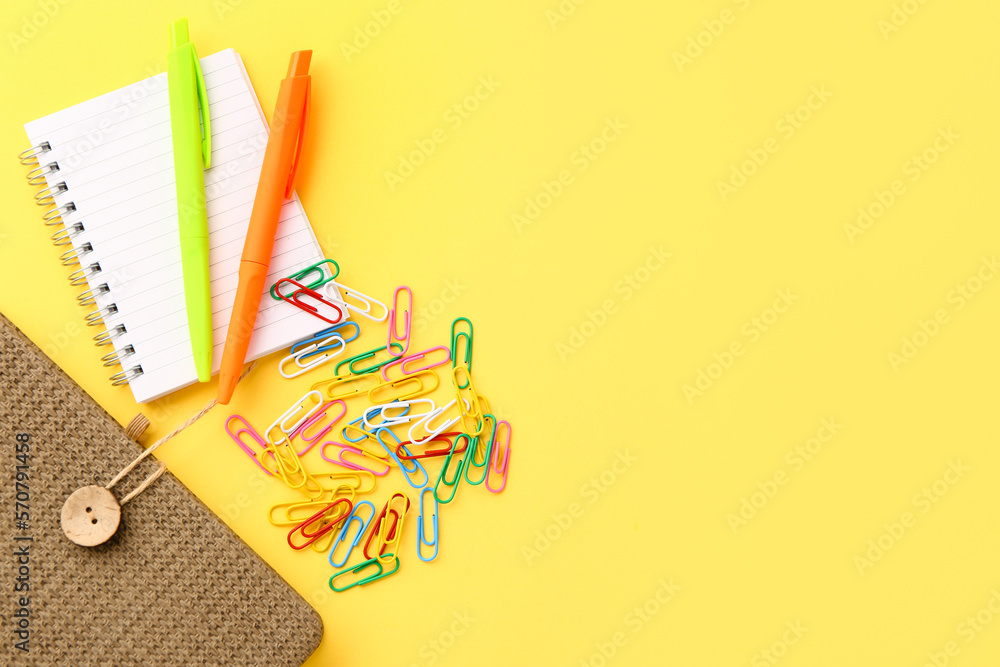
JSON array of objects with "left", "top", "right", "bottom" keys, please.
[{"left": 167, "top": 18, "right": 212, "bottom": 382}]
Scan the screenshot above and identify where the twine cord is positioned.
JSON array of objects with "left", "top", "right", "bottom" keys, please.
[{"left": 106, "top": 362, "right": 256, "bottom": 504}]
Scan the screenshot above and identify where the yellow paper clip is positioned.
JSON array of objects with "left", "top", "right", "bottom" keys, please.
[
  {"left": 451, "top": 367, "right": 483, "bottom": 436},
  {"left": 314, "top": 470, "right": 377, "bottom": 495},
  {"left": 269, "top": 498, "right": 345, "bottom": 527},
  {"left": 313, "top": 372, "right": 382, "bottom": 401},
  {"left": 376, "top": 492, "right": 409, "bottom": 565},
  {"left": 263, "top": 439, "right": 310, "bottom": 490},
  {"left": 367, "top": 369, "right": 439, "bottom": 404}
]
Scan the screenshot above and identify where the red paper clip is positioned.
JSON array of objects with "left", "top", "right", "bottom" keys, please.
[
  {"left": 276, "top": 278, "right": 345, "bottom": 324},
  {"left": 395, "top": 431, "right": 467, "bottom": 461},
  {"left": 363, "top": 493, "right": 411, "bottom": 559},
  {"left": 287, "top": 497, "right": 353, "bottom": 550}
]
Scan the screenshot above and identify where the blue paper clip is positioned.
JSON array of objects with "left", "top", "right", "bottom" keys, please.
[
  {"left": 291, "top": 320, "right": 360, "bottom": 361},
  {"left": 329, "top": 500, "right": 376, "bottom": 568},
  {"left": 417, "top": 487, "right": 439, "bottom": 562},
  {"left": 375, "top": 427, "right": 428, "bottom": 489},
  {"left": 342, "top": 415, "right": 373, "bottom": 444}
]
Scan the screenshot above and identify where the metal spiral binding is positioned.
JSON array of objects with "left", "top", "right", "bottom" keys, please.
[
  {"left": 19, "top": 142, "right": 50, "bottom": 166},
  {"left": 52, "top": 222, "right": 85, "bottom": 246},
  {"left": 102, "top": 345, "right": 135, "bottom": 368},
  {"left": 68, "top": 262, "right": 101, "bottom": 286},
  {"left": 35, "top": 181, "right": 67, "bottom": 206},
  {"left": 59, "top": 242, "right": 93, "bottom": 267},
  {"left": 42, "top": 202, "right": 76, "bottom": 226},
  {"left": 77, "top": 282, "right": 110, "bottom": 307},
  {"left": 94, "top": 324, "right": 127, "bottom": 347},
  {"left": 22, "top": 141, "right": 141, "bottom": 390},
  {"left": 26, "top": 161, "right": 58, "bottom": 186},
  {"left": 110, "top": 365, "right": 144, "bottom": 386},
  {"left": 85, "top": 303, "right": 118, "bottom": 327}
]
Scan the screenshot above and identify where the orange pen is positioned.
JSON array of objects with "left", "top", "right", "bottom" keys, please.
[{"left": 218, "top": 50, "right": 312, "bottom": 404}]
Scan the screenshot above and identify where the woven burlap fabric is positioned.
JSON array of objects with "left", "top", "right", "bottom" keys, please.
[{"left": 0, "top": 314, "right": 323, "bottom": 666}]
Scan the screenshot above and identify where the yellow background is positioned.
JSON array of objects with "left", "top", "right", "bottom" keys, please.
[{"left": 2, "top": 0, "right": 999, "bottom": 665}]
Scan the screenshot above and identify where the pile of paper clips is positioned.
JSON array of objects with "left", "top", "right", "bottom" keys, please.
[{"left": 224, "top": 258, "right": 511, "bottom": 592}]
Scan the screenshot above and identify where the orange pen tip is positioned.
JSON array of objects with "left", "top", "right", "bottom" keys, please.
[{"left": 287, "top": 50, "right": 312, "bottom": 77}]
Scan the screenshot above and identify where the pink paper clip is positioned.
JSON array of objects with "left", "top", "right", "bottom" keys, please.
[
  {"left": 485, "top": 420, "right": 511, "bottom": 493},
  {"left": 321, "top": 442, "right": 392, "bottom": 476},
  {"left": 290, "top": 400, "right": 348, "bottom": 455},
  {"left": 276, "top": 278, "right": 346, "bottom": 324},
  {"left": 381, "top": 345, "right": 452, "bottom": 381},
  {"left": 387, "top": 286, "right": 412, "bottom": 357},
  {"left": 225, "top": 415, "right": 273, "bottom": 475}
]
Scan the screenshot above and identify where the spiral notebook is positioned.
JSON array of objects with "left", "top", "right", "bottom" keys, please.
[{"left": 20, "top": 49, "right": 330, "bottom": 404}]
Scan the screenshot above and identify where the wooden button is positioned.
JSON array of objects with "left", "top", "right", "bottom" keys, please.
[{"left": 61, "top": 485, "right": 121, "bottom": 546}]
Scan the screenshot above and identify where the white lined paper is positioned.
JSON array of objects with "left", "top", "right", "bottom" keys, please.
[{"left": 25, "top": 49, "right": 333, "bottom": 403}]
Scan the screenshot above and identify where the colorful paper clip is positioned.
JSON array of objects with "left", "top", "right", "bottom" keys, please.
[
  {"left": 322, "top": 280, "right": 389, "bottom": 322},
  {"left": 262, "top": 440, "right": 311, "bottom": 491},
  {"left": 464, "top": 413, "right": 496, "bottom": 486},
  {"left": 270, "top": 258, "right": 341, "bottom": 300},
  {"left": 288, "top": 497, "right": 353, "bottom": 550},
  {"left": 434, "top": 434, "right": 469, "bottom": 504},
  {"left": 276, "top": 278, "right": 346, "bottom": 324},
  {"left": 314, "top": 470, "right": 377, "bottom": 495},
  {"left": 269, "top": 491, "right": 354, "bottom": 527},
  {"left": 321, "top": 442, "right": 391, "bottom": 476},
  {"left": 224, "top": 414, "right": 273, "bottom": 475},
  {"left": 395, "top": 432, "right": 467, "bottom": 461},
  {"left": 381, "top": 345, "right": 451, "bottom": 381},
  {"left": 279, "top": 333, "right": 346, "bottom": 379},
  {"left": 329, "top": 553, "right": 399, "bottom": 592},
  {"left": 375, "top": 428, "right": 428, "bottom": 489},
  {"left": 376, "top": 492, "right": 409, "bottom": 564},
  {"left": 334, "top": 342, "right": 405, "bottom": 376},
  {"left": 451, "top": 366, "right": 484, "bottom": 436},
  {"left": 367, "top": 369, "right": 439, "bottom": 404},
  {"left": 291, "top": 321, "right": 360, "bottom": 360},
  {"left": 341, "top": 414, "right": 376, "bottom": 444},
  {"left": 264, "top": 389, "right": 325, "bottom": 446},
  {"left": 329, "top": 500, "right": 376, "bottom": 568},
  {"left": 364, "top": 494, "right": 410, "bottom": 560},
  {"left": 313, "top": 372, "right": 382, "bottom": 401},
  {"left": 387, "top": 285, "right": 412, "bottom": 356},
  {"left": 407, "top": 398, "right": 466, "bottom": 446},
  {"left": 417, "top": 487, "right": 439, "bottom": 562},
  {"left": 291, "top": 400, "right": 348, "bottom": 454},
  {"left": 451, "top": 317, "right": 473, "bottom": 388},
  {"left": 361, "top": 400, "right": 421, "bottom": 430},
  {"left": 485, "top": 420, "right": 511, "bottom": 494}
]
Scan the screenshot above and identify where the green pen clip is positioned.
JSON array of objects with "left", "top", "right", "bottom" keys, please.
[{"left": 169, "top": 18, "right": 211, "bottom": 168}]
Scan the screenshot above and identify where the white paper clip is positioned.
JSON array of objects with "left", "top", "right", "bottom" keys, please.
[
  {"left": 363, "top": 398, "right": 436, "bottom": 430},
  {"left": 323, "top": 281, "right": 389, "bottom": 322},
  {"left": 407, "top": 398, "right": 470, "bottom": 446},
  {"left": 265, "top": 389, "right": 324, "bottom": 444},
  {"left": 279, "top": 333, "right": 347, "bottom": 379}
]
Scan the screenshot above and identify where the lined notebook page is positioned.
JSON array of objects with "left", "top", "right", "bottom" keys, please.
[{"left": 24, "top": 49, "right": 333, "bottom": 403}]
